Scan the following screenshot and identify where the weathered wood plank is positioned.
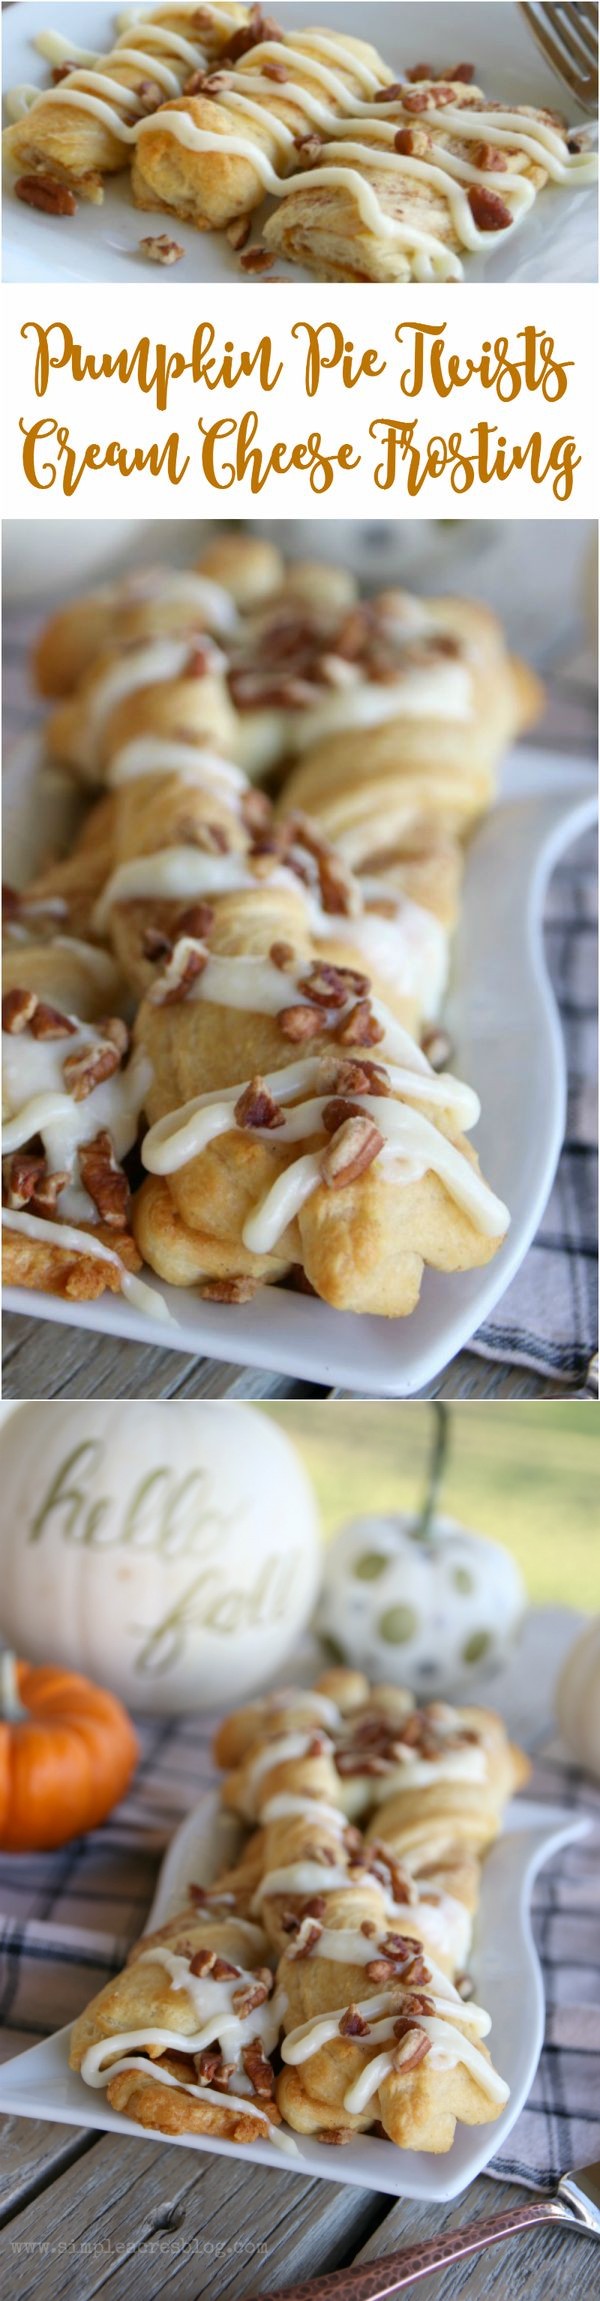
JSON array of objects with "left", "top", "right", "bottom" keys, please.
[
  {"left": 1, "top": 1318, "right": 317, "bottom": 1402},
  {"left": 0, "top": 2111, "right": 96, "bottom": 2228},
  {"left": 0, "top": 2134, "right": 383, "bottom": 2301},
  {"left": 352, "top": 2173, "right": 594, "bottom": 2300}
]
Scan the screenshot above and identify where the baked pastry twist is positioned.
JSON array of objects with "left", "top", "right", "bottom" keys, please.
[
  {"left": 132, "top": 895, "right": 509, "bottom": 1314},
  {"left": 70, "top": 1908, "right": 289, "bottom": 2145},
  {"left": 4, "top": 5, "right": 251, "bottom": 201},
  {"left": 1, "top": 974, "right": 155, "bottom": 1311},
  {"left": 263, "top": 75, "right": 597, "bottom": 282},
  {"left": 130, "top": 26, "right": 394, "bottom": 229},
  {"left": 276, "top": 1918, "right": 509, "bottom": 2146}
]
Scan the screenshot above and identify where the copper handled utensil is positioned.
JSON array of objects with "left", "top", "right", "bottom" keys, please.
[
  {"left": 246, "top": 2161, "right": 600, "bottom": 2301},
  {"left": 519, "top": 3, "right": 598, "bottom": 111}
]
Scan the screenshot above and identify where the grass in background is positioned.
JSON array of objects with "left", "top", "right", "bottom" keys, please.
[{"left": 263, "top": 1404, "right": 598, "bottom": 1610}]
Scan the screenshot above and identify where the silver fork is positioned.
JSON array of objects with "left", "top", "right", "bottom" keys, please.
[
  {"left": 519, "top": 3, "right": 599, "bottom": 111},
  {"left": 247, "top": 2161, "right": 600, "bottom": 2301}
]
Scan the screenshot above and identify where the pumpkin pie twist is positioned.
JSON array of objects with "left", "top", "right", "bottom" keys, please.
[
  {"left": 275, "top": 1908, "right": 509, "bottom": 2147},
  {"left": 262, "top": 73, "right": 596, "bottom": 283},
  {"left": 214, "top": 1675, "right": 526, "bottom": 1900},
  {"left": 131, "top": 888, "right": 509, "bottom": 1314},
  {"left": 130, "top": 24, "right": 395, "bottom": 231},
  {"left": 1, "top": 978, "right": 151, "bottom": 1307},
  {"left": 70, "top": 1908, "right": 290, "bottom": 2145},
  {"left": 4, "top": 4, "right": 251, "bottom": 203}
]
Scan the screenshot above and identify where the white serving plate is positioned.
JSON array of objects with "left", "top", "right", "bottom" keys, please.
[
  {"left": 3, "top": 1, "right": 597, "bottom": 284},
  {"left": 3, "top": 737, "right": 597, "bottom": 1395},
  {"left": 0, "top": 1793, "right": 590, "bottom": 2200}
]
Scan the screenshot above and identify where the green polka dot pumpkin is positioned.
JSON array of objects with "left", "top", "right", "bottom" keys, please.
[
  {"left": 316, "top": 1512, "right": 525, "bottom": 1697},
  {"left": 316, "top": 1411, "right": 525, "bottom": 1699}
]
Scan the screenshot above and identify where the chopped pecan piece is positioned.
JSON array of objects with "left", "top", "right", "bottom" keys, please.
[
  {"left": 263, "top": 59, "right": 288, "bottom": 81},
  {"left": 189, "top": 1947, "right": 216, "bottom": 1975},
  {"left": 467, "top": 184, "right": 513, "bottom": 231},
  {"left": 79, "top": 1132, "right": 130, "bottom": 1231},
  {"left": 444, "top": 62, "right": 476, "bottom": 83},
  {"left": 148, "top": 941, "right": 208, "bottom": 1005},
  {"left": 51, "top": 61, "right": 80, "bottom": 82},
  {"left": 270, "top": 941, "right": 296, "bottom": 971},
  {"left": 320, "top": 1115, "right": 384, "bottom": 1191},
  {"left": 30, "top": 1002, "right": 78, "bottom": 1041},
  {"left": 405, "top": 62, "right": 434, "bottom": 82},
  {"left": 339, "top": 2004, "right": 370, "bottom": 2038},
  {"left": 365, "top": 1956, "right": 399, "bottom": 1983},
  {"left": 15, "top": 173, "right": 77, "bottom": 214},
  {"left": 392, "top": 2025, "right": 431, "bottom": 2071},
  {"left": 335, "top": 1001, "right": 384, "bottom": 1048},
  {"left": 134, "top": 79, "right": 165, "bottom": 110},
  {"left": 300, "top": 1895, "right": 327, "bottom": 1920},
  {"left": 211, "top": 1956, "right": 240, "bottom": 1981},
  {"left": 395, "top": 126, "right": 430, "bottom": 155},
  {"left": 374, "top": 81, "right": 405, "bottom": 101},
  {"left": 242, "top": 2040, "right": 275, "bottom": 2097},
  {"left": 298, "top": 962, "right": 369, "bottom": 1009},
  {"left": 3, "top": 1151, "right": 46, "bottom": 1209},
  {"left": 2, "top": 988, "right": 38, "bottom": 1034},
  {"left": 290, "top": 1920, "right": 323, "bottom": 1959},
  {"left": 318, "top": 2128, "right": 354, "bottom": 2145},
  {"left": 294, "top": 132, "right": 324, "bottom": 164},
  {"left": 234, "top": 1077, "right": 286, "bottom": 1131},
  {"left": 278, "top": 1004, "right": 323, "bottom": 1043},
  {"left": 200, "top": 1276, "right": 258, "bottom": 1304},
  {"left": 473, "top": 141, "right": 508, "bottom": 172},
  {"left": 224, "top": 7, "right": 284, "bottom": 62},
  {"left": 232, "top": 1977, "right": 271, "bottom": 2017},
  {"left": 321, "top": 1096, "right": 365, "bottom": 1136},
  {"left": 97, "top": 1016, "right": 130, "bottom": 1056},
  {"left": 227, "top": 215, "right": 251, "bottom": 250},
  {"left": 239, "top": 247, "right": 277, "bottom": 274},
  {"left": 140, "top": 234, "right": 184, "bottom": 264},
  {"left": 62, "top": 1041, "right": 121, "bottom": 1101}
]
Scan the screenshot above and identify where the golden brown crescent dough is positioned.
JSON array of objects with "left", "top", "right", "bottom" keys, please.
[
  {"left": 4, "top": 5, "right": 251, "bottom": 200},
  {"left": 131, "top": 31, "right": 394, "bottom": 229}
]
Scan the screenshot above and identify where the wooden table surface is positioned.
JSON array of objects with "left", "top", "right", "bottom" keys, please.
[{"left": 0, "top": 2107, "right": 592, "bottom": 2301}]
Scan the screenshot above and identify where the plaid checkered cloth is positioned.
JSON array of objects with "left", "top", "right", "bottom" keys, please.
[
  {"left": 472, "top": 826, "right": 598, "bottom": 1389},
  {"left": 0, "top": 1706, "right": 598, "bottom": 2191}
]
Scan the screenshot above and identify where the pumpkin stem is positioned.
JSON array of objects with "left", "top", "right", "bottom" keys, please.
[
  {"left": 0, "top": 1652, "right": 28, "bottom": 1723},
  {"left": 413, "top": 1405, "right": 450, "bottom": 1544}
]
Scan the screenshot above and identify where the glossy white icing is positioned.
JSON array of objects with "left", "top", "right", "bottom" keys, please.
[
  {"left": 1, "top": 1206, "right": 175, "bottom": 1324},
  {"left": 2, "top": 1025, "right": 151, "bottom": 1224}
]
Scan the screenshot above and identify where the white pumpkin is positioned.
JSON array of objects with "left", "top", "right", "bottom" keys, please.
[
  {"left": 0, "top": 1403, "right": 320, "bottom": 1714},
  {"left": 556, "top": 1617, "right": 600, "bottom": 1779},
  {"left": 316, "top": 1511, "right": 525, "bottom": 1700}
]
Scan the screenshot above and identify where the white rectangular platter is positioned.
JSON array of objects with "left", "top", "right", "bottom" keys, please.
[
  {"left": 3, "top": 740, "right": 597, "bottom": 1395},
  {"left": 3, "top": 1, "right": 598, "bottom": 284},
  {"left": 0, "top": 1795, "right": 589, "bottom": 2201}
]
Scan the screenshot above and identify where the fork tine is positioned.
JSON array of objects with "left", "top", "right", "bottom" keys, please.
[
  {"left": 556, "top": 4, "right": 599, "bottom": 70},
  {"left": 519, "top": 1, "right": 598, "bottom": 102},
  {"left": 519, "top": 3, "right": 582, "bottom": 83}
]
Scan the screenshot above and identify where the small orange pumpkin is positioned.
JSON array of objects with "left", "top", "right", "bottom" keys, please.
[{"left": 0, "top": 1653, "right": 139, "bottom": 1852}]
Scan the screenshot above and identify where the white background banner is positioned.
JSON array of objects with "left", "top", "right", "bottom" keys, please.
[{"left": 2, "top": 280, "right": 597, "bottom": 518}]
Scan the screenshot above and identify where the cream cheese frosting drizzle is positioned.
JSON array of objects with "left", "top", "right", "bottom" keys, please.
[
  {"left": 1, "top": 1207, "right": 175, "bottom": 1324},
  {"left": 106, "top": 738, "right": 247, "bottom": 791},
  {"left": 3, "top": 1025, "right": 151, "bottom": 1223}
]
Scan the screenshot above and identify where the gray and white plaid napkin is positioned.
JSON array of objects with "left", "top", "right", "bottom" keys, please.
[
  {"left": 0, "top": 1695, "right": 598, "bottom": 2192},
  {"left": 472, "top": 827, "right": 598, "bottom": 1389}
]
